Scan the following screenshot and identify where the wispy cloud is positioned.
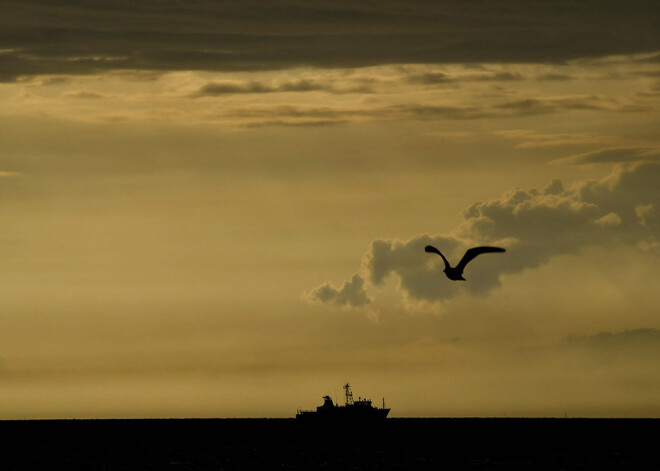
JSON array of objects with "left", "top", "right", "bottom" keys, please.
[
  {"left": 217, "top": 93, "right": 644, "bottom": 127},
  {"left": 192, "top": 79, "right": 327, "bottom": 96},
  {"left": 552, "top": 147, "right": 660, "bottom": 165},
  {"left": 406, "top": 70, "right": 524, "bottom": 85},
  {"left": 191, "top": 78, "right": 375, "bottom": 97},
  {"left": 492, "top": 95, "right": 620, "bottom": 115},
  {"left": 491, "top": 130, "right": 615, "bottom": 149},
  {"left": 64, "top": 91, "right": 108, "bottom": 99}
]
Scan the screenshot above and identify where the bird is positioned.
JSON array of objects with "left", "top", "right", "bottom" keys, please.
[{"left": 424, "top": 245, "right": 505, "bottom": 281}]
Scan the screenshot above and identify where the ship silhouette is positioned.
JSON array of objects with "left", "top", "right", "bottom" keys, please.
[{"left": 296, "top": 383, "right": 390, "bottom": 421}]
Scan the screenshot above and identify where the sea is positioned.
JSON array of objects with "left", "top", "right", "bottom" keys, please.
[{"left": 1, "top": 418, "right": 657, "bottom": 470}]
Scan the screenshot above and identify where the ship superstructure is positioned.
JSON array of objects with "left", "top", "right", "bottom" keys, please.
[{"left": 296, "top": 383, "right": 390, "bottom": 421}]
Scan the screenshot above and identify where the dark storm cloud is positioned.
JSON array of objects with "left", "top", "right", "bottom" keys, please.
[
  {"left": 310, "top": 161, "right": 660, "bottom": 305},
  {"left": 2, "top": 0, "right": 660, "bottom": 80}
]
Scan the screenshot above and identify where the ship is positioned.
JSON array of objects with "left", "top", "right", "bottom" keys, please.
[{"left": 296, "top": 383, "right": 390, "bottom": 421}]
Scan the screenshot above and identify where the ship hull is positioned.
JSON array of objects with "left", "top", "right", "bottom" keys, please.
[{"left": 296, "top": 407, "right": 390, "bottom": 421}]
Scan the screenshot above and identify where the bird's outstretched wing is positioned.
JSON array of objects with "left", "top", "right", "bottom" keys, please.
[
  {"left": 455, "top": 246, "right": 505, "bottom": 273},
  {"left": 424, "top": 245, "right": 451, "bottom": 271}
]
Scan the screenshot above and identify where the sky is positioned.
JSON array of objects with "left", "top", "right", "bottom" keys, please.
[{"left": 1, "top": 0, "right": 659, "bottom": 419}]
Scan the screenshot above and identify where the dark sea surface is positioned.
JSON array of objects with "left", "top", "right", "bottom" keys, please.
[{"left": 1, "top": 418, "right": 658, "bottom": 470}]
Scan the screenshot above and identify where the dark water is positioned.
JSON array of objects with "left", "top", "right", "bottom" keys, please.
[{"left": 1, "top": 418, "right": 658, "bottom": 470}]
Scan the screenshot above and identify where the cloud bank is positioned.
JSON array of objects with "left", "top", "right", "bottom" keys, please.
[
  {"left": 2, "top": 0, "right": 660, "bottom": 81},
  {"left": 309, "top": 161, "right": 660, "bottom": 306}
]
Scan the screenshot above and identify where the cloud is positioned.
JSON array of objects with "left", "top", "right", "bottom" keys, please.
[
  {"left": 1, "top": 1, "right": 660, "bottom": 80},
  {"left": 594, "top": 212, "right": 622, "bottom": 227},
  {"left": 491, "top": 130, "right": 615, "bottom": 149},
  {"left": 38, "top": 76, "right": 72, "bottom": 86},
  {"left": 389, "top": 104, "right": 495, "bottom": 120},
  {"left": 493, "top": 95, "right": 618, "bottom": 115},
  {"left": 407, "top": 70, "right": 524, "bottom": 85},
  {"left": 308, "top": 161, "right": 660, "bottom": 306},
  {"left": 64, "top": 91, "right": 107, "bottom": 99},
  {"left": 226, "top": 105, "right": 358, "bottom": 127},
  {"left": 552, "top": 147, "right": 660, "bottom": 165},
  {"left": 192, "top": 78, "right": 375, "bottom": 96},
  {"left": 306, "top": 274, "right": 370, "bottom": 308},
  {"left": 454, "top": 160, "right": 660, "bottom": 264},
  {"left": 560, "top": 328, "right": 660, "bottom": 368},
  {"left": 635, "top": 204, "right": 656, "bottom": 227},
  {"left": 192, "top": 79, "right": 331, "bottom": 97},
  {"left": 243, "top": 119, "right": 349, "bottom": 128},
  {"left": 222, "top": 103, "right": 495, "bottom": 127},
  {"left": 563, "top": 328, "right": 660, "bottom": 350},
  {"left": 221, "top": 94, "right": 625, "bottom": 127},
  {"left": 535, "top": 73, "right": 574, "bottom": 81},
  {"left": 6, "top": 58, "right": 653, "bottom": 130}
]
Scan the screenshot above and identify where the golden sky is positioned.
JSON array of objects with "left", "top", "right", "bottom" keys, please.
[{"left": 1, "top": 1, "right": 659, "bottom": 418}]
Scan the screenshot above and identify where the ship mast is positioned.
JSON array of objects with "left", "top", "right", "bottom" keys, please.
[{"left": 343, "top": 383, "right": 354, "bottom": 405}]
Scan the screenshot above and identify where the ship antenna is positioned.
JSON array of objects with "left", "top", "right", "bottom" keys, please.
[{"left": 344, "top": 383, "right": 354, "bottom": 405}]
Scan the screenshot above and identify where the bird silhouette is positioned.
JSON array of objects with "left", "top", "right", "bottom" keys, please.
[{"left": 425, "top": 245, "right": 505, "bottom": 281}]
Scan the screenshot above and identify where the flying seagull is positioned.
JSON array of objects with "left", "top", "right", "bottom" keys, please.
[{"left": 425, "top": 245, "right": 505, "bottom": 281}]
